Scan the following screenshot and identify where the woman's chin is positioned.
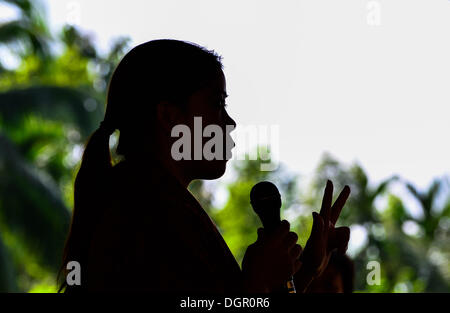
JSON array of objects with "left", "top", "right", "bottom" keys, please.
[{"left": 196, "top": 160, "right": 228, "bottom": 180}]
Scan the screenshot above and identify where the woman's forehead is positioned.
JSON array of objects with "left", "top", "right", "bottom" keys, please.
[{"left": 206, "top": 70, "right": 226, "bottom": 95}]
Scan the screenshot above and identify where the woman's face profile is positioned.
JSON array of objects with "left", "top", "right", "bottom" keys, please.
[{"left": 158, "top": 69, "right": 237, "bottom": 182}]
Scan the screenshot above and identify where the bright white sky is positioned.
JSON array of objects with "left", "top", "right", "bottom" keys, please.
[{"left": 2, "top": 0, "right": 450, "bottom": 192}]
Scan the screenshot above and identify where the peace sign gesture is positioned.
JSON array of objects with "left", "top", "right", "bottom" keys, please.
[{"left": 294, "top": 180, "right": 351, "bottom": 291}]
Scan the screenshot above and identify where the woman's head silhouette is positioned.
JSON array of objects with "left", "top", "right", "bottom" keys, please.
[
  {"left": 58, "top": 39, "right": 236, "bottom": 291},
  {"left": 107, "top": 39, "right": 235, "bottom": 180}
]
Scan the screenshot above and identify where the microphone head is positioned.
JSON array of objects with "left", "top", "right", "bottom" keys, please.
[{"left": 250, "top": 181, "right": 282, "bottom": 232}]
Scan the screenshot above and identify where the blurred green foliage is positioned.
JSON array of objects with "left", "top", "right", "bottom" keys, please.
[
  {"left": 0, "top": 0, "right": 449, "bottom": 293},
  {"left": 0, "top": 0, "right": 129, "bottom": 292}
]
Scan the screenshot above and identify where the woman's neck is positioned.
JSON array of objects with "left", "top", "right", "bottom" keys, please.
[{"left": 122, "top": 152, "right": 191, "bottom": 189}]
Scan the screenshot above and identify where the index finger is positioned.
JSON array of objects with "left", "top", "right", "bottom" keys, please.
[
  {"left": 320, "top": 180, "right": 333, "bottom": 221},
  {"left": 268, "top": 220, "right": 290, "bottom": 243},
  {"left": 329, "top": 185, "right": 351, "bottom": 226}
]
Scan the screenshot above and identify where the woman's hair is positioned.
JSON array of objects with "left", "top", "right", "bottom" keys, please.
[{"left": 57, "top": 39, "right": 224, "bottom": 292}]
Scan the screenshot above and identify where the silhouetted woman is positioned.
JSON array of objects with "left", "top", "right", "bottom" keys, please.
[{"left": 57, "top": 39, "right": 304, "bottom": 293}]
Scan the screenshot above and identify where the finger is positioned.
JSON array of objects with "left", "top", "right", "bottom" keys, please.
[
  {"left": 334, "top": 227, "right": 350, "bottom": 254},
  {"left": 315, "top": 212, "right": 324, "bottom": 234},
  {"left": 290, "top": 244, "right": 303, "bottom": 259},
  {"left": 257, "top": 227, "right": 265, "bottom": 241},
  {"left": 293, "top": 258, "right": 302, "bottom": 274},
  {"left": 270, "top": 220, "right": 290, "bottom": 243},
  {"left": 330, "top": 185, "right": 351, "bottom": 226},
  {"left": 320, "top": 180, "right": 333, "bottom": 222},
  {"left": 283, "top": 231, "right": 299, "bottom": 248},
  {"left": 339, "top": 243, "right": 349, "bottom": 254},
  {"left": 310, "top": 212, "right": 324, "bottom": 241},
  {"left": 328, "top": 226, "right": 350, "bottom": 253}
]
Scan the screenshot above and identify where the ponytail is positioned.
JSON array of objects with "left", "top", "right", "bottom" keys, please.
[{"left": 57, "top": 120, "right": 115, "bottom": 292}]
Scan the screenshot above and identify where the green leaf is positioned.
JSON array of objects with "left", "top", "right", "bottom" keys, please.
[
  {"left": 0, "top": 231, "right": 18, "bottom": 292},
  {"left": 0, "top": 132, "right": 70, "bottom": 270},
  {"left": 0, "top": 85, "right": 104, "bottom": 138}
]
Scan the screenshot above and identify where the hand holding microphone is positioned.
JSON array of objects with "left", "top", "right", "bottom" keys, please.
[
  {"left": 241, "top": 180, "right": 352, "bottom": 294},
  {"left": 241, "top": 181, "right": 302, "bottom": 293}
]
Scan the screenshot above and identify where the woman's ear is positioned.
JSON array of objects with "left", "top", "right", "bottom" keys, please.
[{"left": 155, "top": 100, "right": 185, "bottom": 134}]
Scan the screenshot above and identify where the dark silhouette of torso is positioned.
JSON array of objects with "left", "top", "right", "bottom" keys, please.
[{"left": 66, "top": 159, "right": 242, "bottom": 292}]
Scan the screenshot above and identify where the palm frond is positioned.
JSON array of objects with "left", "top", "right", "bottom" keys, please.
[
  {"left": 0, "top": 132, "right": 70, "bottom": 270},
  {"left": 0, "top": 231, "right": 18, "bottom": 292},
  {"left": 1, "top": 0, "right": 32, "bottom": 15},
  {"left": 0, "top": 85, "right": 104, "bottom": 138}
]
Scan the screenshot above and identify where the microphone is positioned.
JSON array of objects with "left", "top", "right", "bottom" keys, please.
[{"left": 250, "top": 181, "right": 296, "bottom": 294}]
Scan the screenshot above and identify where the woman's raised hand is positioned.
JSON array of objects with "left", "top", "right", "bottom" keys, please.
[{"left": 298, "top": 180, "right": 351, "bottom": 280}]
